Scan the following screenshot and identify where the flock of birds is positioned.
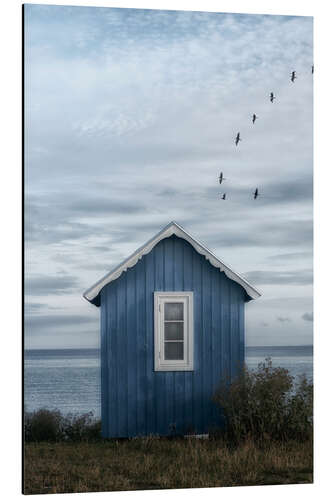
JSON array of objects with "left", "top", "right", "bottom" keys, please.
[{"left": 218, "top": 65, "right": 314, "bottom": 201}]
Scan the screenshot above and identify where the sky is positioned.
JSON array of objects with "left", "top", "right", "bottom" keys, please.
[{"left": 24, "top": 4, "right": 313, "bottom": 349}]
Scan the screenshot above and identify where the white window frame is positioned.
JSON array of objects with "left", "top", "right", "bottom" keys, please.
[{"left": 154, "top": 291, "right": 194, "bottom": 371}]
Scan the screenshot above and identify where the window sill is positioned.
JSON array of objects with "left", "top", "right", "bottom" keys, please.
[{"left": 154, "top": 364, "right": 194, "bottom": 372}]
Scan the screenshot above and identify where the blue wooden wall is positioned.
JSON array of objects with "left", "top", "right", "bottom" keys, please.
[{"left": 100, "top": 235, "right": 245, "bottom": 438}]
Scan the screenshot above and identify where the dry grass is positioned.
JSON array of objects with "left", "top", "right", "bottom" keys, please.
[{"left": 24, "top": 437, "right": 313, "bottom": 494}]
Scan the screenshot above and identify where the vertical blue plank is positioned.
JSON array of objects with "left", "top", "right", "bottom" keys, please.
[
  {"left": 154, "top": 240, "right": 167, "bottom": 434},
  {"left": 174, "top": 236, "right": 184, "bottom": 290},
  {"left": 155, "top": 240, "right": 164, "bottom": 292},
  {"left": 100, "top": 290, "right": 109, "bottom": 437},
  {"left": 212, "top": 269, "right": 222, "bottom": 384},
  {"left": 108, "top": 283, "right": 118, "bottom": 436},
  {"left": 183, "top": 241, "right": 194, "bottom": 433},
  {"left": 211, "top": 268, "right": 222, "bottom": 428},
  {"left": 116, "top": 276, "right": 128, "bottom": 437},
  {"left": 208, "top": 266, "right": 214, "bottom": 429},
  {"left": 164, "top": 237, "right": 175, "bottom": 433},
  {"left": 136, "top": 259, "right": 147, "bottom": 436},
  {"left": 230, "top": 283, "right": 239, "bottom": 380},
  {"left": 126, "top": 268, "right": 137, "bottom": 436},
  {"left": 174, "top": 237, "right": 185, "bottom": 433},
  {"left": 221, "top": 275, "right": 230, "bottom": 383},
  {"left": 145, "top": 251, "right": 155, "bottom": 435},
  {"left": 192, "top": 252, "right": 203, "bottom": 433},
  {"left": 239, "top": 298, "right": 245, "bottom": 370},
  {"left": 202, "top": 261, "right": 212, "bottom": 432}
]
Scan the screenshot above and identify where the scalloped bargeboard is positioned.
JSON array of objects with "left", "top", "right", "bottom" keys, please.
[{"left": 83, "top": 221, "right": 261, "bottom": 306}]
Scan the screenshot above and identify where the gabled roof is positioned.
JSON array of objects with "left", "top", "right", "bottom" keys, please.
[{"left": 83, "top": 221, "right": 261, "bottom": 306}]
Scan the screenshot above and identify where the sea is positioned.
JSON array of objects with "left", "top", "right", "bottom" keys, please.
[{"left": 24, "top": 346, "right": 313, "bottom": 418}]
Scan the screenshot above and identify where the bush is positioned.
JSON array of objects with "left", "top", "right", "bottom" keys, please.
[
  {"left": 213, "top": 358, "right": 313, "bottom": 443},
  {"left": 286, "top": 374, "right": 313, "bottom": 441},
  {"left": 62, "top": 412, "right": 102, "bottom": 442},
  {"left": 25, "top": 408, "right": 63, "bottom": 442},
  {"left": 24, "top": 409, "right": 102, "bottom": 442}
]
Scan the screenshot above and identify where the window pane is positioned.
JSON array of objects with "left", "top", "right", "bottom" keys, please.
[
  {"left": 164, "top": 302, "right": 183, "bottom": 321},
  {"left": 164, "top": 322, "right": 183, "bottom": 341},
  {"left": 165, "top": 342, "right": 184, "bottom": 360}
]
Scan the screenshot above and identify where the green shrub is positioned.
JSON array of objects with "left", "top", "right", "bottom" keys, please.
[
  {"left": 24, "top": 408, "right": 63, "bottom": 442},
  {"left": 213, "top": 358, "right": 313, "bottom": 443},
  {"left": 62, "top": 412, "right": 102, "bottom": 442},
  {"left": 285, "top": 374, "right": 313, "bottom": 441},
  {"left": 24, "top": 409, "right": 102, "bottom": 442}
]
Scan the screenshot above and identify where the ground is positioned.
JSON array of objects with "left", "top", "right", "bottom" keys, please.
[{"left": 24, "top": 437, "right": 313, "bottom": 494}]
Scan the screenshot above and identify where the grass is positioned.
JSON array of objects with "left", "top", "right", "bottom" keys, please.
[{"left": 24, "top": 437, "right": 313, "bottom": 494}]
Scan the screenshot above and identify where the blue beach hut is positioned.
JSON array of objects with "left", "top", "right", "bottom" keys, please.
[{"left": 83, "top": 222, "right": 260, "bottom": 438}]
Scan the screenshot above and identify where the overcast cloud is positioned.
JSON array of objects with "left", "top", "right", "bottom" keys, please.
[{"left": 24, "top": 6, "right": 313, "bottom": 348}]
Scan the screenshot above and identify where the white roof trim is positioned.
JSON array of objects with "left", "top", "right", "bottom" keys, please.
[{"left": 83, "top": 221, "right": 261, "bottom": 304}]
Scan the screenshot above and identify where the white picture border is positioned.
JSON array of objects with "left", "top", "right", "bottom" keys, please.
[{"left": 1, "top": 1, "right": 331, "bottom": 499}]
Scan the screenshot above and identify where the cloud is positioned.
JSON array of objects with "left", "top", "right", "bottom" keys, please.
[
  {"left": 24, "top": 6, "right": 313, "bottom": 348},
  {"left": 268, "top": 251, "right": 313, "bottom": 261},
  {"left": 203, "top": 175, "right": 313, "bottom": 208},
  {"left": 67, "top": 197, "right": 148, "bottom": 215},
  {"left": 243, "top": 269, "right": 313, "bottom": 286},
  {"left": 277, "top": 316, "right": 292, "bottom": 323},
  {"left": 24, "top": 302, "right": 49, "bottom": 314},
  {"left": 25, "top": 314, "right": 98, "bottom": 330},
  {"left": 26, "top": 275, "right": 80, "bottom": 296},
  {"left": 302, "top": 312, "right": 313, "bottom": 322},
  {"left": 25, "top": 194, "right": 152, "bottom": 245},
  {"left": 213, "top": 220, "right": 312, "bottom": 250}
]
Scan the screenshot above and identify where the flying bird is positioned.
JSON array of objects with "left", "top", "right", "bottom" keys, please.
[
  {"left": 221, "top": 193, "right": 226, "bottom": 200},
  {"left": 252, "top": 114, "right": 257, "bottom": 124},
  {"left": 270, "top": 92, "right": 275, "bottom": 103},
  {"left": 253, "top": 188, "right": 259, "bottom": 199},
  {"left": 235, "top": 132, "right": 241, "bottom": 146},
  {"left": 218, "top": 172, "right": 226, "bottom": 184},
  {"left": 291, "top": 71, "right": 296, "bottom": 82}
]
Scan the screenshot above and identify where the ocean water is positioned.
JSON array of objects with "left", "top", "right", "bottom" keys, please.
[
  {"left": 246, "top": 345, "right": 313, "bottom": 381},
  {"left": 24, "top": 346, "right": 313, "bottom": 418},
  {"left": 24, "top": 349, "right": 101, "bottom": 417}
]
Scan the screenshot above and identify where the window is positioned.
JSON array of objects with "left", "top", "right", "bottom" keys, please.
[{"left": 154, "top": 292, "right": 193, "bottom": 371}]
